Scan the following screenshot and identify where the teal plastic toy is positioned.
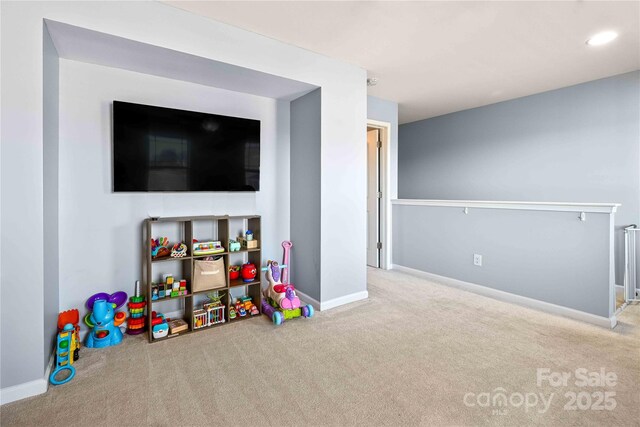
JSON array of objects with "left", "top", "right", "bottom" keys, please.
[{"left": 85, "top": 299, "right": 124, "bottom": 348}]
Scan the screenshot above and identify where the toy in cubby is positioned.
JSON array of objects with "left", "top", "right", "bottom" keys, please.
[
  {"left": 193, "top": 239, "right": 225, "bottom": 255},
  {"left": 127, "top": 281, "right": 147, "bottom": 335},
  {"left": 194, "top": 291, "right": 226, "bottom": 328},
  {"left": 151, "top": 311, "right": 169, "bottom": 339},
  {"left": 151, "top": 237, "right": 171, "bottom": 259},
  {"left": 171, "top": 242, "right": 188, "bottom": 258},
  {"left": 238, "top": 230, "right": 259, "bottom": 250},
  {"left": 241, "top": 263, "right": 257, "bottom": 283},
  {"left": 229, "top": 265, "right": 241, "bottom": 280},
  {"left": 228, "top": 240, "right": 241, "bottom": 252},
  {"left": 262, "top": 260, "right": 313, "bottom": 326},
  {"left": 151, "top": 274, "right": 187, "bottom": 300},
  {"left": 234, "top": 296, "right": 259, "bottom": 318}
]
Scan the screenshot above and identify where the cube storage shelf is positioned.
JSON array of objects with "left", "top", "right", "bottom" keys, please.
[{"left": 144, "top": 215, "right": 262, "bottom": 343}]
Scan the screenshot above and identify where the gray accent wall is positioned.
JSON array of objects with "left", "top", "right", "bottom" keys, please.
[
  {"left": 393, "top": 205, "right": 612, "bottom": 317},
  {"left": 290, "top": 88, "right": 322, "bottom": 301},
  {"left": 398, "top": 71, "right": 640, "bottom": 288}
]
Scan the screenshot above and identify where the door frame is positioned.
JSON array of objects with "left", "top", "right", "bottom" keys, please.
[{"left": 367, "top": 119, "right": 392, "bottom": 270}]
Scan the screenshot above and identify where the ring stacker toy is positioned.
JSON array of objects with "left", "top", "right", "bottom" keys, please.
[{"left": 127, "top": 280, "right": 147, "bottom": 335}]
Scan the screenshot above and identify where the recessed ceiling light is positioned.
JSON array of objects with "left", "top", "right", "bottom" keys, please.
[{"left": 586, "top": 31, "right": 618, "bottom": 46}]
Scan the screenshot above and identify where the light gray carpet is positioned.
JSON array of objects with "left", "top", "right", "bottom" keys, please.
[{"left": 2, "top": 268, "right": 639, "bottom": 426}]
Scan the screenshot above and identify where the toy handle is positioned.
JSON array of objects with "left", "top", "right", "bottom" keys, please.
[{"left": 282, "top": 241, "right": 292, "bottom": 284}]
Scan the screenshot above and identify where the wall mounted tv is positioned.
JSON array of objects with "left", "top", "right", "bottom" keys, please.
[{"left": 113, "top": 101, "right": 260, "bottom": 192}]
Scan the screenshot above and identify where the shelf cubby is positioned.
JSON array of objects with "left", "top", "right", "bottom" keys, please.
[{"left": 144, "top": 214, "right": 262, "bottom": 343}]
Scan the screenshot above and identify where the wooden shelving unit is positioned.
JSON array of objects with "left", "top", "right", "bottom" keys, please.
[{"left": 143, "top": 215, "right": 262, "bottom": 343}]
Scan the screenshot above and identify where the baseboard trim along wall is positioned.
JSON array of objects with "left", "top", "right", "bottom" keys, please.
[
  {"left": 1, "top": 352, "right": 54, "bottom": 405},
  {"left": 296, "top": 290, "right": 368, "bottom": 311},
  {"left": 392, "top": 264, "right": 617, "bottom": 329}
]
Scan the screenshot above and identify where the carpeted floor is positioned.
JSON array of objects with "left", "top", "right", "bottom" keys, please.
[{"left": 2, "top": 268, "right": 639, "bottom": 426}]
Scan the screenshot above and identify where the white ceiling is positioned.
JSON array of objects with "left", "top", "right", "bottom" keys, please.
[{"left": 163, "top": 1, "right": 640, "bottom": 123}]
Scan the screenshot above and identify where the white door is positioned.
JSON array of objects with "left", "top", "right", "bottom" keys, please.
[{"left": 367, "top": 128, "right": 380, "bottom": 267}]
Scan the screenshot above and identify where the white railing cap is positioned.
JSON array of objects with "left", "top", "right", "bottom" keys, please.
[{"left": 392, "top": 199, "right": 621, "bottom": 214}]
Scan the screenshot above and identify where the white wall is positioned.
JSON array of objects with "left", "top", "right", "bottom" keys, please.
[
  {"left": 367, "top": 96, "right": 399, "bottom": 200},
  {"left": 1, "top": 2, "right": 47, "bottom": 392},
  {"left": 43, "top": 25, "right": 60, "bottom": 376},
  {"left": 58, "top": 59, "right": 290, "bottom": 316},
  {"left": 1, "top": 0, "right": 366, "bottom": 392}
]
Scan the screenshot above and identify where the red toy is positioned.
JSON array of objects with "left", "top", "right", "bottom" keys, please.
[
  {"left": 241, "top": 263, "right": 257, "bottom": 283},
  {"left": 229, "top": 265, "right": 241, "bottom": 280}
]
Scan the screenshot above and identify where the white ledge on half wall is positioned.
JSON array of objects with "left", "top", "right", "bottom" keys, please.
[{"left": 391, "top": 199, "right": 621, "bottom": 214}]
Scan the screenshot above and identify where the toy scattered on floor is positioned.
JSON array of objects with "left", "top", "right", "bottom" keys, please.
[
  {"left": 193, "top": 239, "right": 225, "bottom": 255},
  {"left": 229, "top": 306, "right": 237, "bottom": 319},
  {"left": 50, "top": 309, "right": 82, "bottom": 385},
  {"left": 151, "top": 237, "right": 171, "bottom": 259},
  {"left": 127, "top": 281, "right": 147, "bottom": 335},
  {"left": 84, "top": 291, "right": 128, "bottom": 328},
  {"left": 85, "top": 298, "right": 126, "bottom": 348},
  {"left": 262, "top": 259, "right": 313, "bottom": 326},
  {"left": 241, "top": 263, "right": 257, "bottom": 283},
  {"left": 49, "top": 323, "right": 77, "bottom": 385},
  {"left": 57, "top": 309, "right": 81, "bottom": 361},
  {"left": 171, "top": 242, "right": 188, "bottom": 258},
  {"left": 229, "top": 265, "right": 241, "bottom": 280},
  {"left": 229, "top": 240, "right": 241, "bottom": 252}
]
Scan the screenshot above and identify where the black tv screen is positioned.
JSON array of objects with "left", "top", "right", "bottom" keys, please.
[{"left": 113, "top": 101, "right": 260, "bottom": 192}]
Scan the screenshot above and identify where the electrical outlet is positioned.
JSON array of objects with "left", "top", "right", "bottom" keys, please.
[{"left": 473, "top": 254, "right": 483, "bottom": 266}]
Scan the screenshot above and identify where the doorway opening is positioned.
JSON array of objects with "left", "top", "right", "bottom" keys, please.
[{"left": 367, "top": 120, "right": 390, "bottom": 269}]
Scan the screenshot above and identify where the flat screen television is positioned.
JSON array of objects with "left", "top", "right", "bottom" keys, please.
[{"left": 113, "top": 101, "right": 260, "bottom": 192}]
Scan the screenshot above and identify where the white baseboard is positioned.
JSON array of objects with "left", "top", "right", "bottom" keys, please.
[
  {"left": 296, "top": 290, "right": 368, "bottom": 311},
  {"left": 392, "top": 264, "right": 616, "bottom": 329},
  {"left": 295, "top": 290, "right": 321, "bottom": 310},
  {"left": 1, "top": 352, "right": 53, "bottom": 406},
  {"left": 0, "top": 378, "right": 48, "bottom": 406}
]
